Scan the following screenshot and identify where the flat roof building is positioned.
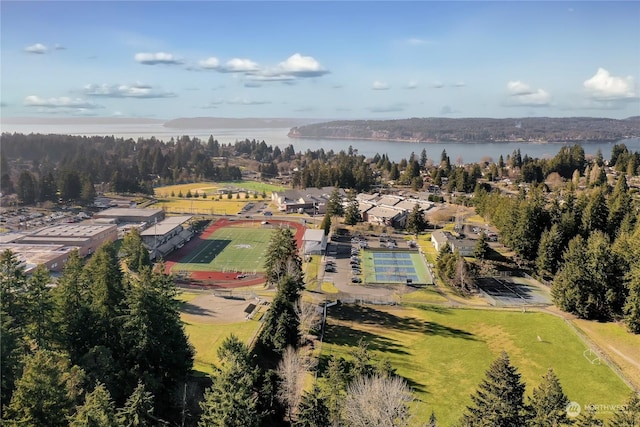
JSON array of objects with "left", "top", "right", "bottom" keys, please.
[
  {"left": 0, "top": 243, "right": 77, "bottom": 274},
  {"left": 302, "top": 229, "right": 327, "bottom": 255},
  {"left": 94, "top": 207, "right": 164, "bottom": 224},
  {"left": 19, "top": 224, "right": 117, "bottom": 257}
]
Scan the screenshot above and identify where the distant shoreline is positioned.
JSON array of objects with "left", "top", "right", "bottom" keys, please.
[{"left": 286, "top": 134, "right": 633, "bottom": 145}]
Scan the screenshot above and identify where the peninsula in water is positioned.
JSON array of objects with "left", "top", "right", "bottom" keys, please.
[{"left": 288, "top": 116, "right": 640, "bottom": 143}]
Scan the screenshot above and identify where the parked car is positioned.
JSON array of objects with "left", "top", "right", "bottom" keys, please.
[{"left": 351, "top": 277, "right": 362, "bottom": 283}]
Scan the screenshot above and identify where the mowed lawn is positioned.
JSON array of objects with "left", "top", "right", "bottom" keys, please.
[
  {"left": 174, "top": 227, "right": 274, "bottom": 273},
  {"left": 177, "top": 292, "right": 262, "bottom": 375},
  {"left": 183, "top": 320, "right": 261, "bottom": 375},
  {"left": 321, "top": 304, "right": 632, "bottom": 426}
]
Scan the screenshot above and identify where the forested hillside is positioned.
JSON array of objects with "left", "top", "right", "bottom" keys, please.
[{"left": 289, "top": 116, "right": 640, "bottom": 143}]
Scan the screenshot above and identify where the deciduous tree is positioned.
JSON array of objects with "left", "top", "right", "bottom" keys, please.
[{"left": 344, "top": 374, "right": 414, "bottom": 427}]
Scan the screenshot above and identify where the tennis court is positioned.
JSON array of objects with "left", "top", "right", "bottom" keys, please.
[
  {"left": 476, "top": 276, "right": 552, "bottom": 306},
  {"left": 361, "top": 249, "right": 431, "bottom": 285}
]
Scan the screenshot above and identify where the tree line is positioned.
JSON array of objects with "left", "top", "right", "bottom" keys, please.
[
  {"left": 1, "top": 235, "right": 193, "bottom": 425},
  {"left": 474, "top": 145, "right": 640, "bottom": 333}
]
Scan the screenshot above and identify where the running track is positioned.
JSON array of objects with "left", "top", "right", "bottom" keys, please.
[{"left": 165, "top": 218, "right": 305, "bottom": 288}]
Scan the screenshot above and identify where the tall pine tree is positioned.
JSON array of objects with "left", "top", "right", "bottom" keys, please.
[{"left": 461, "top": 352, "right": 527, "bottom": 426}]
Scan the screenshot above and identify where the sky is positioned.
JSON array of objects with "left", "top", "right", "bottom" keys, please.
[{"left": 1, "top": 1, "right": 639, "bottom": 120}]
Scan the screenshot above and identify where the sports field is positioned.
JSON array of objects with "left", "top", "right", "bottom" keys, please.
[
  {"left": 173, "top": 225, "right": 274, "bottom": 274},
  {"left": 321, "top": 304, "right": 632, "bottom": 426},
  {"left": 361, "top": 249, "right": 431, "bottom": 285}
]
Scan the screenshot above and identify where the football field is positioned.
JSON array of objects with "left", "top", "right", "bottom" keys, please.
[{"left": 174, "top": 226, "right": 274, "bottom": 274}]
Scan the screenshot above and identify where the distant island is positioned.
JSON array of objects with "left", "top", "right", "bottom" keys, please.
[{"left": 288, "top": 116, "right": 640, "bottom": 143}]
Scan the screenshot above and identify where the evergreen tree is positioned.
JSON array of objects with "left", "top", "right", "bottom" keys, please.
[
  {"left": 552, "top": 232, "right": 625, "bottom": 320},
  {"left": 344, "top": 193, "right": 361, "bottom": 226},
  {"left": 406, "top": 203, "right": 427, "bottom": 235},
  {"left": 52, "top": 250, "right": 92, "bottom": 361},
  {"left": 69, "top": 382, "right": 117, "bottom": 427},
  {"left": 121, "top": 266, "right": 194, "bottom": 413},
  {"left": 264, "top": 227, "right": 303, "bottom": 287},
  {"left": 82, "top": 243, "right": 125, "bottom": 350},
  {"left": 295, "top": 385, "right": 331, "bottom": 427},
  {"left": 420, "top": 148, "right": 428, "bottom": 169},
  {"left": 16, "top": 170, "right": 36, "bottom": 204},
  {"left": 199, "top": 335, "right": 260, "bottom": 427},
  {"left": 321, "top": 355, "right": 347, "bottom": 425},
  {"left": 38, "top": 171, "right": 58, "bottom": 202},
  {"left": 461, "top": 352, "right": 527, "bottom": 426},
  {"left": 581, "top": 187, "right": 609, "bottom": 236},
  {"left": 527, "top": 369, "right": 570, "bottom": 426},
  {"left": 321, "top": 211, "right": 332, "bottom": 236},
  {"left": 608, "top": 392, "right": 640, "bottom": 427},
  {"left": 24, "top": 264, "right": 56, "bottom": 349},
  {"left": 535, "top": 224, "right": 563, "bottom": 276},
  {"left": 624, "top": 266, "right": 640, "bottom": 334},
  {"left": 326, "top": 187, "right": 344, "bottom": 216},
  {"left": 4, "top": 350, "right": 85, "bottom": 427},
  {"left": 473, "top": 231, "right": 489, "bottom": 260},
  {"left": 116, "top": 382, "right": 156, "bottom": 427},
  {"left": 258, "top": 284, "right": 300, "bottom": 353},
  {"left": 572, "top": 404, "right": 603, "bottom": 427},
  {"left": 120, "top": 228, "right": 150, "bottom": 272},
  {"left": 608, "top": 175, "right": 632, "bottom": 238}
]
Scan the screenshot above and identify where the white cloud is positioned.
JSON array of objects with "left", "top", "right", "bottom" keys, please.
[
  {"left": 372, "top": 81, "right": 389, "bottom": 90},
  {"left": 271, "top": 53, "right": 329, "bottom": 77},
  {"left": 134, "top": 52, "right": 182, "bottom": 65},
  {"left": 24, "top": 95, "right": 103, "bottom": 109},
  {"left": 84, "top": 83, "right": 176, "bottom": 98},
  {"left": 507, "top": 80, "right": 534, "bottom": 96},
  {"left": 432, "top": 82, "right": 444, "bottom": 89},
  {"left": 227, "top": 97, "right": 270, "bottom": 105},
  {"left": 198, "top": 57, "right": 220, "bottom": 69},
  {"left": 221, "top": 58, "right": 260, "bottom": 72},
  {"left": 25, "top": 43, "right": 48, "bottom": 54},
  {"left": 246, "top": 74, "right": 296, "bottom": 82},
  {"left": 54, "top": 44, "right": 66, "bottom": 51},
  {"left": 406, "top": 81, "right": 418, "bottom": 89},
  {"left": 506, "top": 81, "right": 551, "bottom": 106},
  {"left": 452, "top": 82, "right": 466, "bottom": 88},
  {"left": 584, "top": 68, "right": 637, "bottom": 101}
]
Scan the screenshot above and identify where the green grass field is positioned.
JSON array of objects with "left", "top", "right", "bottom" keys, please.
[
  {"left": 321, "top": 304, "right": 632, "bottom": 426},
  {"left": 173, "top": 226, "right": 275, "bottom": 273},
  {"left": 178, "top": 292, "right": 262, "bottom": 375}
]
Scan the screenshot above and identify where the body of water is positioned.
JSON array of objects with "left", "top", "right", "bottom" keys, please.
[{"left": 2, "top": 123, "right": 639, "bottom": 164}]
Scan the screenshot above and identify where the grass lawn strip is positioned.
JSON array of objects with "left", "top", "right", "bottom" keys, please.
[
  {"left": 321, "top": 304, "right": 631, "bottom": 426},
  {"left": 572, "top": 318, "right": 640, "bottom": 390}
]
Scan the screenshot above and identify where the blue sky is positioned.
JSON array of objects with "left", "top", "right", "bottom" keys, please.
[{"left": 1, "top": 1, "right": 639, "bottom": 120}]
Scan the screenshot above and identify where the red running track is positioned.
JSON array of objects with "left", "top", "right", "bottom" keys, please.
[{"left": 165, "top": 218, "right": 305, "bottom": 289}]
